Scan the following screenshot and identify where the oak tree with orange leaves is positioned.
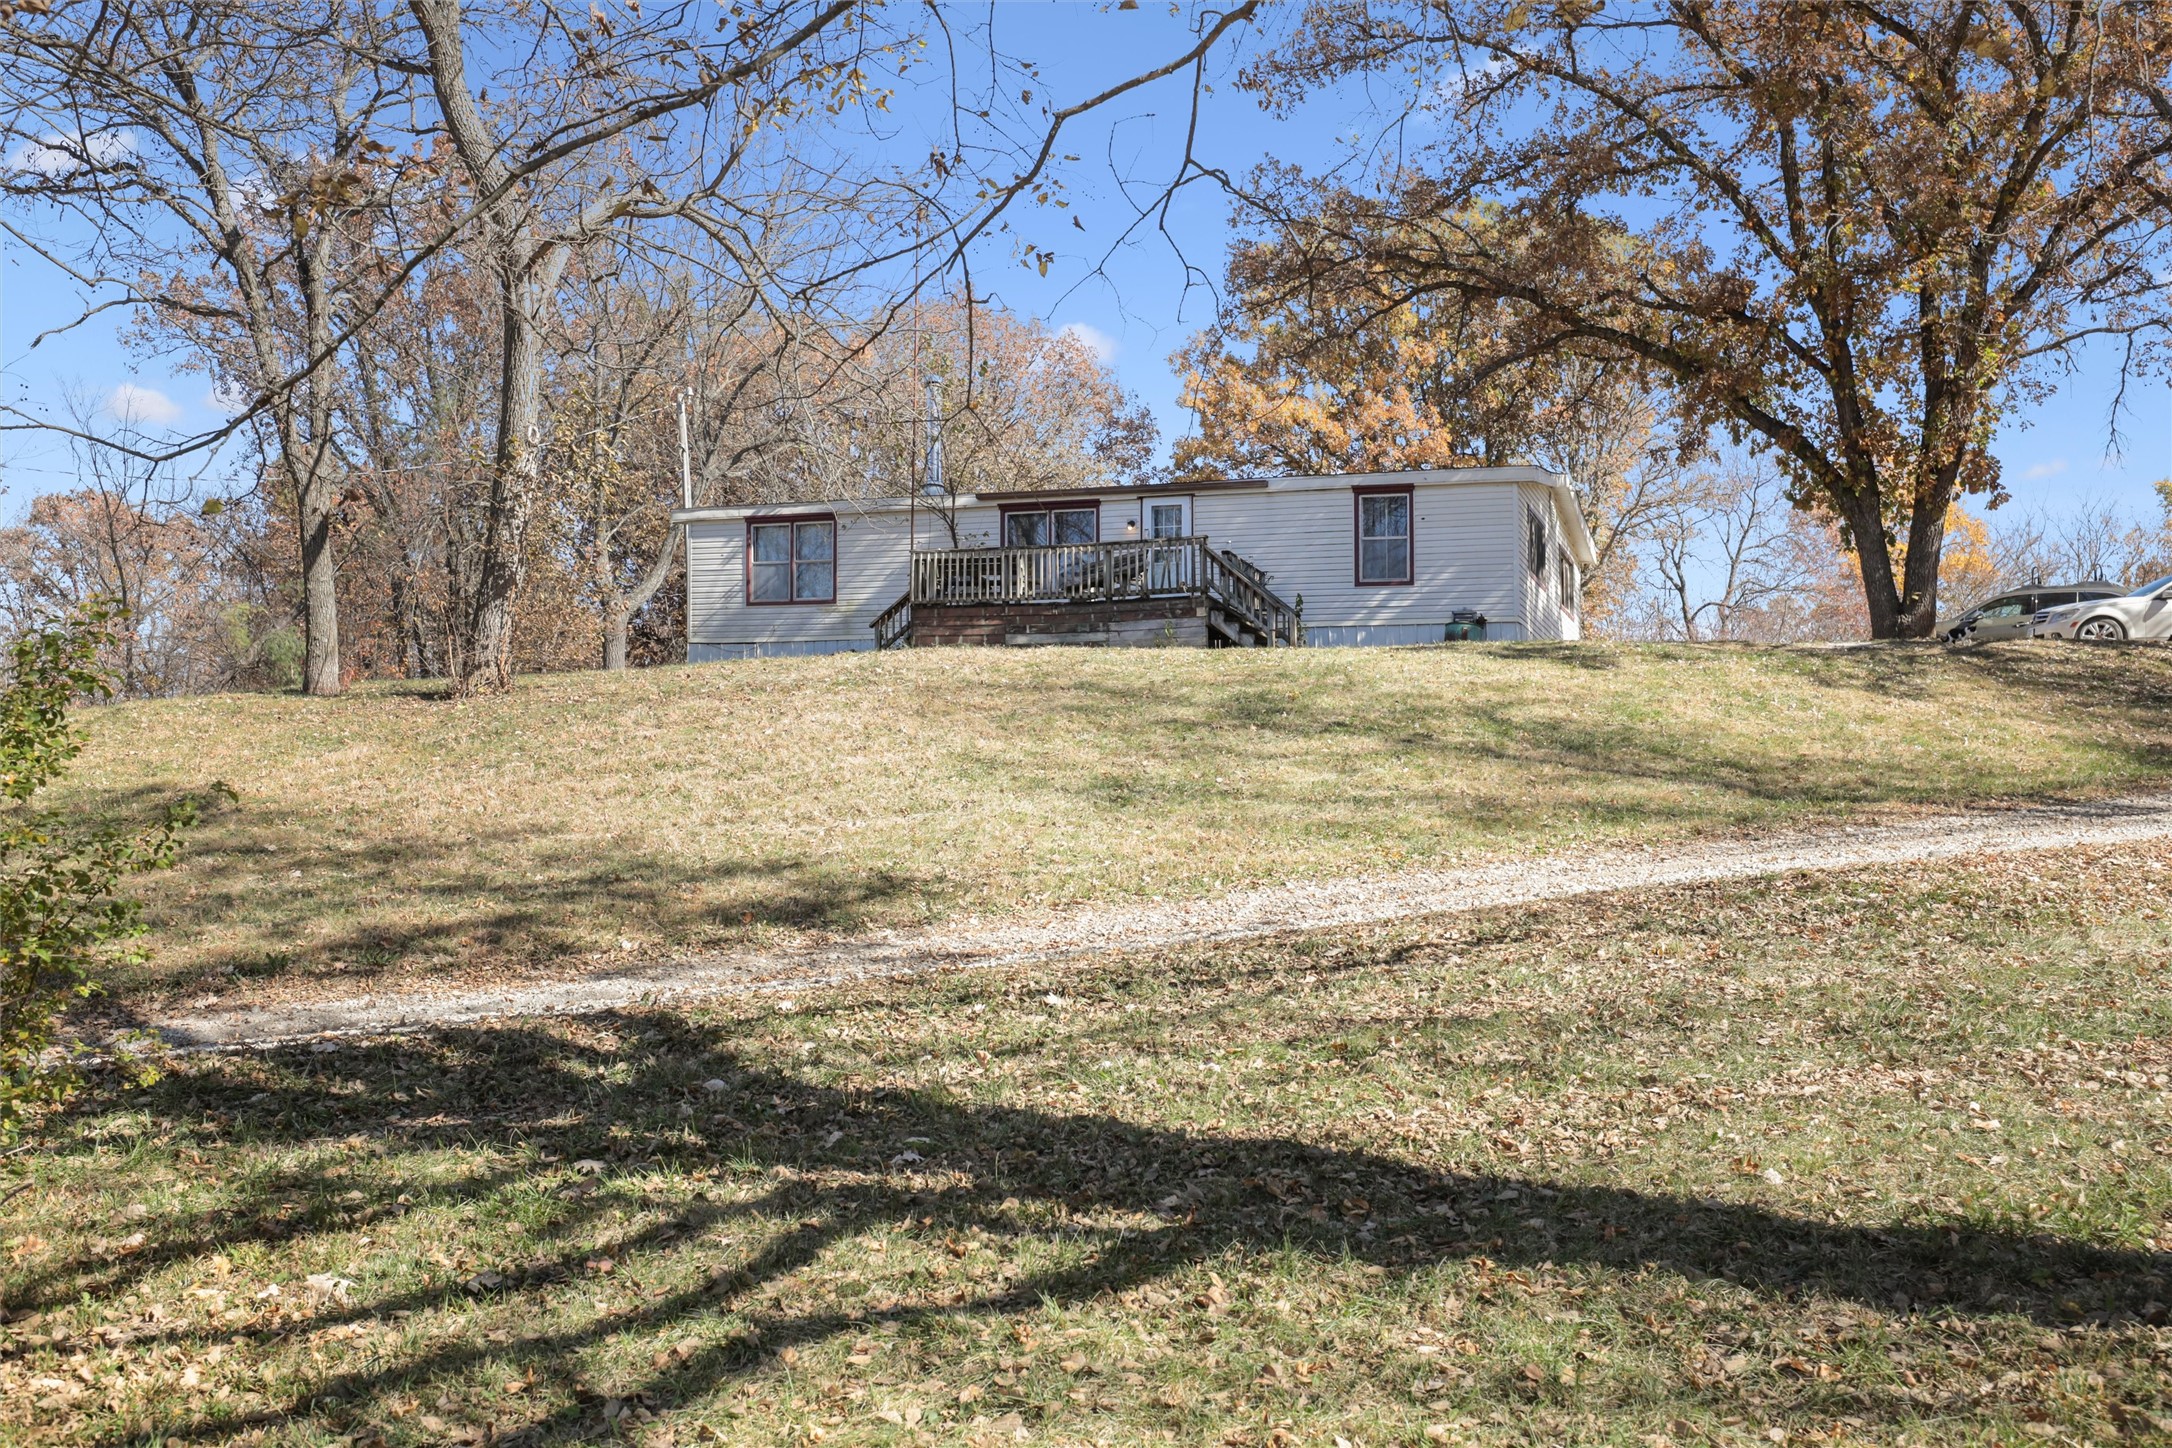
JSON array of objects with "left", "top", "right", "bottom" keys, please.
[
  {"left": 1230, "top": 0, "right": 2172, "bottom": 637},
  {"left": 1172, "top": 265, "right": 1678, "bottom": 624}
]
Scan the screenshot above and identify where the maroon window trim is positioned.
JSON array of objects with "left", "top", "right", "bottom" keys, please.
[
  {"left": 744, "top": 512, "right": 838, "bottom": 606},
  {"left": 1352, "top": 484, "right": 1415, "bottom": 587},
  {"left": 998, "top": 500, "right": 1100, "bottom": 546}
]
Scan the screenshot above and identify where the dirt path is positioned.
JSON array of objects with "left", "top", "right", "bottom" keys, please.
[{"left": 148, "top": 792, "right": 2172, "bottom": 1049}]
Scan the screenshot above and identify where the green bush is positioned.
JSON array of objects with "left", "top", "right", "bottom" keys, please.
[{"left": 0, "top": 602, "right": 215, "bottom": 1139}]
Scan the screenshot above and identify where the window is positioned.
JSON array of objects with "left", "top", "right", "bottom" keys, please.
[
  {"left": 1002, "top": 504, "right": 1098, "bottom": 547},
  {"left": 1354, "top": 488, "right": 1412, "bottom": 585},
  {"left": 1528, "top": 505, "right": 1549, "bottom": 578},
  {"left": 747, "top": 516, "right": 835, "bottom": 604},
  {"left": 1558, "top": 552, "right": 1577, "bottom": 611}
]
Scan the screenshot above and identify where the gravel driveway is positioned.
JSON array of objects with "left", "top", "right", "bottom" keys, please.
[{"left": 149, "top": 792, "right": 2172, "bottom": 1049}]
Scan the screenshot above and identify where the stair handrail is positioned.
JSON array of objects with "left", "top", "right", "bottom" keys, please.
[
  {"left": 1206, "top": 546, "right": 1303, "bottom": 646},
  {"left": 871, "top": 591, "right": 912, "bottom": 649}
]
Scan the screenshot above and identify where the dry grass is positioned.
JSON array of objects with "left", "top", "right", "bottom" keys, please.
[
  {"left": 5, "top": 842, "right": 2169, "bottom": 1445},
  {"left": 60, "top": 640, "right": 2172, "bottom": 1004}
]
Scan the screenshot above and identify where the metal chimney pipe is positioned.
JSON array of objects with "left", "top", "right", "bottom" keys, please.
[{"left": 921, "top": 375, "right": 945, "bottom": 497}]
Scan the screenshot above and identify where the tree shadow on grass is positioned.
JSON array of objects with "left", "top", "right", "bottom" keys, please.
[
  {"left": 24, "top": 1014, "right": 2169, "bottom": 1445},
  {"left": 52, "top": 791, "right": 937, "bottom": 1010}
]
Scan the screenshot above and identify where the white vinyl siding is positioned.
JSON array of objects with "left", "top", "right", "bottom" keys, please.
[
  {"left": 1517, "top": 483, "right": 1581, "bottom": 642},
  {"left": 685, "top": 506, "right": 917, "bottom": 654},
  {"left": 1197, "top": 479, "right": 1527, "bottom": 640}
]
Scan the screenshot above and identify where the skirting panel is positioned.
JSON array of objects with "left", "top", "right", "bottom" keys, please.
[
  {"left": 689, "top": 639, "right": 874, "bottom": 663},
  {"left": 1304, "top": 620, "right": 1531, "bottom": 647}
]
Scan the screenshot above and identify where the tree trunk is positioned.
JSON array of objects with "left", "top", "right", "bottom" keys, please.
[
  {"left": 450, "top": 261, "right": 560, "bottom": 693},
  {"left": 1839, "top": 485, "right": 1949, "bottom": 641},
  {"left": 1896, "top": 490, "right": 1948, "bottom": 639},
  {"left": 600, "top": 523, "right": 681, "bottom": 671},
  {"left": 292, "top": 226, "right": 346, "bottom": 695},
  {"left": 603, "top": 605, "right": 631, "bottom": 671},
  {"left": 185, "top": 90, "right": 349, "bottom": 693},
  {"left": 297, "top": 475, "right": 342, "bottom": 693},
  {"left": 1836, "top": 488, "right": 1906, "bottom": 639},
  {"left": 393, "top": 553, "right": 446, "bottom": 679},
  {"left": 410, "top": 0, "right": 576, "bottom": 696}
]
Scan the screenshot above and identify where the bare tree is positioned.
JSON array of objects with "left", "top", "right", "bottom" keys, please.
[
  {"left": 0, "top": 399, "right": 278, "bottom": 694},
  {"left": 1, "top": 0, "right": 423, "bottom": 693},
  {"left": 8, "top": 0, "right": 1264, "bottom": 693},
  {"left": 1625, "top": 455, "right": 1866, "bottom": 643},
  {"left": 398, "top": 0, "right": 1256, "bottom": 690}
]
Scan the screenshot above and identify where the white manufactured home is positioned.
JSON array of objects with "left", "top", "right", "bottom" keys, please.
[{"left": 671, "top": 465, "right": 1596, "bottom": 661}]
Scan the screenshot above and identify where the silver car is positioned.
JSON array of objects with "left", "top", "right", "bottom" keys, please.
[
  {"left": 2031, "top": 573, "right": 2172, "bottom": 642},
  {"left": 1943, "top": 582, "right": 2120, "bottom": 642}
]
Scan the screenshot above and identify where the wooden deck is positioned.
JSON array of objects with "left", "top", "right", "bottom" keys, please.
[{"left": 873, "top": 536, "right": 1302, "bottom": 650}]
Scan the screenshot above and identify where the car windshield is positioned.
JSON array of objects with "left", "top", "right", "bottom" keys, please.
[{"left": 2127, "top": 574, "right": 2172, "bottom": 598}]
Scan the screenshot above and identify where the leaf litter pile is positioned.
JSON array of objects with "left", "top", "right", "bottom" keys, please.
[{"left": 4, "top": 842, "right": 2170, "bottom": 1446}]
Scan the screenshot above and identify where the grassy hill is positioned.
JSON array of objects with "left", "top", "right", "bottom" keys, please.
[{"left": 63, "top": 640, "right": 2172, "bottom": 1003}]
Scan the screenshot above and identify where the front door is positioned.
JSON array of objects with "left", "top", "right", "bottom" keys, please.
[
  {"left": 1145, "top": 497, "right": 1190, "bottom": 539},
  {"left": 1144, "top": 497, "right": 1190, "bottom": 591}
]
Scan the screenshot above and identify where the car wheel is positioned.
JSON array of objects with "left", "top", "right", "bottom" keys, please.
[{"left": 2075, "top": 616, "right": 2127, "bottom": 643}]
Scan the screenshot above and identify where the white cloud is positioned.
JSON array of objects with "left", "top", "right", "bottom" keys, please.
[
  {"left": 9, "top": 129, "right": 134, "bottom": 179},
  {"left": 2022, "top": 458, "right": 2069, "bottom": 481},
  {"left": 105, "top": 383, "right": 182, "bottom": 428},
  {"left": 1435, "top": 54, "right": 1513, "bottom": 110},
  {"left": 1057, "top": 321, "right": 1118, "bottom": 363}
]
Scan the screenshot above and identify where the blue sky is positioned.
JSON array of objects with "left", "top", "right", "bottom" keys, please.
[{"left": 4, "top": 0, "right": 2167, "bottom": 523}]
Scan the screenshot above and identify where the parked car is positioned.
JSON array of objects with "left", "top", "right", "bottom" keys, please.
[
  {"left": 1942, "top": 582, "right": 2121, "bottom": 641},
  {"left": 2030, "top": 573, "right": 2172, "bottom": 642}
]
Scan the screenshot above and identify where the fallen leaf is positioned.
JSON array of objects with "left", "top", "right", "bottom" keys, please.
[{"left": 305, "top": 1273, "right": 355, "bottom": 1304}]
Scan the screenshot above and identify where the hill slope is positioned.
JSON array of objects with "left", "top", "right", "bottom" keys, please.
[{"left": 63, "top": 641, "right": 2172, "bottom": 1003}]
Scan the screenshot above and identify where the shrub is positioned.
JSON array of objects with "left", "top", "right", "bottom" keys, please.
[{"left": 0, "top": 601, "right": 215, "bottom": 1139}]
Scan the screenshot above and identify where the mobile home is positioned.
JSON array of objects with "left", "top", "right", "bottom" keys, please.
[{"left": 672, "top": 465, "right": 1595, "bottom": 660}]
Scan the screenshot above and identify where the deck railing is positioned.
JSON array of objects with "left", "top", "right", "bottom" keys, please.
[
  {"left": 887, "top": 535, "right": 1303, "bottom": 647},
  {"left": 911, "top": 535, "right": 1205, "bottom": 606}
]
